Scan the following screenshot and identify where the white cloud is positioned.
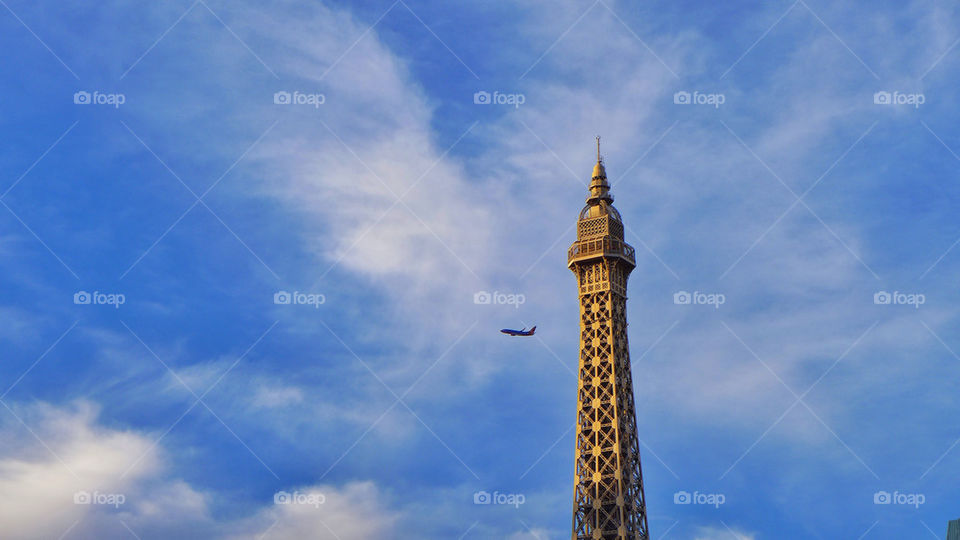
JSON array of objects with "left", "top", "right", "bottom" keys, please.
[
  {"left": 0, "top": 401, "right": 404, "bottom": 539},
  {"left": 0, "top": 401, "right": 195, "bottom": 539},
  {"left": 694, "top": 524, "right": 756, "bottom": 540},
  {"left": 251, "top": 385, "right": 304, "bottom": 409},
  {"left": 507, "top": 529, "right": 553, "bottom": 540},
  {"left": 230, "top": 482, "right": 399, "bottom": 540}
]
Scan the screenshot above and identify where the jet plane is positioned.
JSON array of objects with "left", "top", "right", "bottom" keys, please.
[{"left": 500, "top": 326, "right": 536, "bottom": 336}]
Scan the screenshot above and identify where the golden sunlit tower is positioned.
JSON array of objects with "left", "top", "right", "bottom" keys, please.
[{"left": 568, "top": 138, "right": 649, "bottom": 540}]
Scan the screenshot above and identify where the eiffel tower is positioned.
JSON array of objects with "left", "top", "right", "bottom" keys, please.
[{"left": 568, "top": 138, "right": 649, "bottom": 540}]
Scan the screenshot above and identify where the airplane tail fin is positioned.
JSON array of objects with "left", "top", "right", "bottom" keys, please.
[{"left": 530, "top": 326, "right": 536, "bottom": 334}]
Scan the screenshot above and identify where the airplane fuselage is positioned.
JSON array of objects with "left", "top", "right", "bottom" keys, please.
[{"left": 500, "top": 327, "right": 535, "bottom": 336}]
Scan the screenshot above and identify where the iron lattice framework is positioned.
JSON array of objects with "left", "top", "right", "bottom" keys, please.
[{"left": 568, "top": 142, "right": 649, "bottom": 540}]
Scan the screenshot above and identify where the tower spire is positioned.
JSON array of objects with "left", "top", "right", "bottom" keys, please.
[{"left": 588, "top": 137, "right": 611, "bottom": 205}]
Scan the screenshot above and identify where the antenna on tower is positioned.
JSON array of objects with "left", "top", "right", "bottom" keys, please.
[{"left": 596, "top": 136, "right": 602, "bottom": 163}]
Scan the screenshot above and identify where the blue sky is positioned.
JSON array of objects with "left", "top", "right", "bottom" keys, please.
[{"left": 1, "top": 0, "right": 960, "bottom": 538}]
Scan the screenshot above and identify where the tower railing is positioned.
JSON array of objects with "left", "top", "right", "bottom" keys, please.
[{"left": 567, "top": 237, "right": 636, "bottom": 266}]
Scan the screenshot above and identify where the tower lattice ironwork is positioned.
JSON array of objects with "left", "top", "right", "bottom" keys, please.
[{"left": 568, "top": 139, "right": 649, "bottom": 540}]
